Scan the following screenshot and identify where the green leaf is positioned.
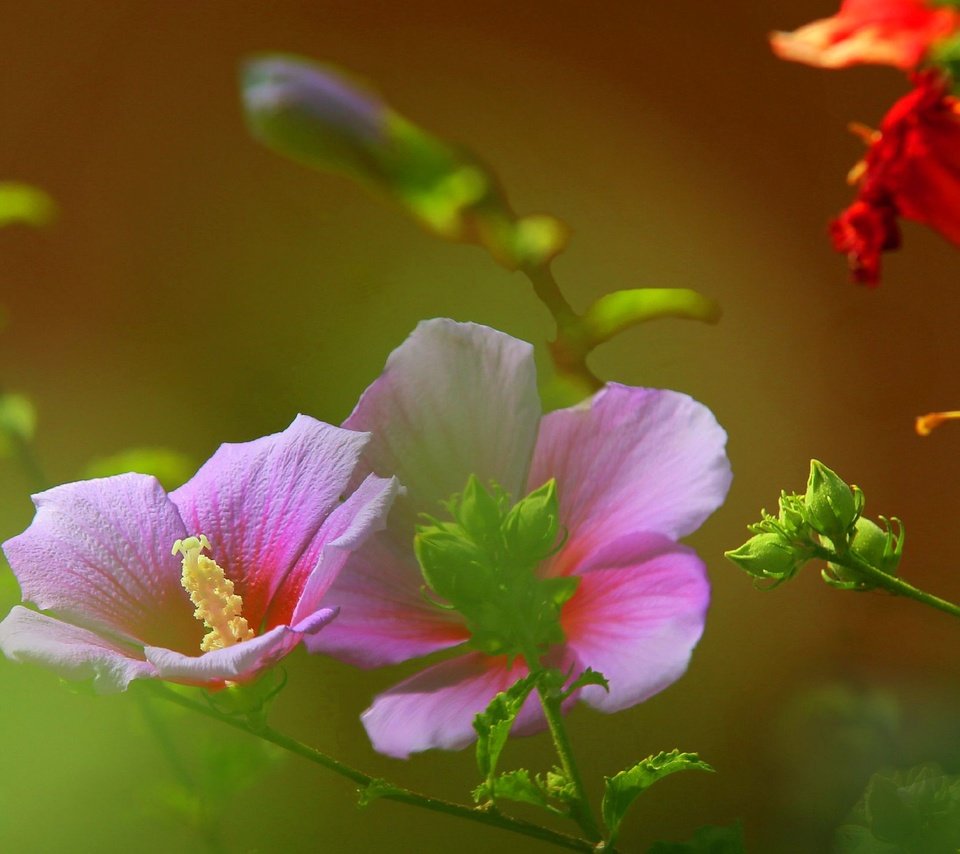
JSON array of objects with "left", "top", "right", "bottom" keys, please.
[
  {"left": 83, "top": 447, "right": 195, "bottom": 491},
  {"left": 581, "top": 288, "right": 721, "bottom": 349},
  {"left": 358, "top": 778, "right": 405, "bottom": 808},
  {"left": 561, "top": 667, "right": 609, "bottom": 700},
  {"left": 647, "top": 822, "right": 746, "bottom": 853},
  {"left": 602, "top": 751, "right": 715, "bottom": 845},
  {"left": 474, "top": 769, "right": 551, "bottom": 810},
  {"left": 543, "top": 767, "right": 577, "bottom": 805},
  {"left": 0, "top": 393, "right": 36, "bottom": 458},
  {"left": 837, "top": 763, "right": 960, "bottom": 853},
  {"left": 474, "top": 673, "right": 541, "bottom": 781},
  {"left": 0, "top": 183, "right": 56, "bottom": 228}
]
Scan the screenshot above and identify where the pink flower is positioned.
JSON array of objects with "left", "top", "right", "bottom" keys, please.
[
  {"left": 311, "top": 320, "right": 732, "bottom": 758},
  {"left": 770, "top": 0, "right": 958, "bottom": 70},
  {"left": 0, "top": 416, "right": 398, "bottom": 692}
]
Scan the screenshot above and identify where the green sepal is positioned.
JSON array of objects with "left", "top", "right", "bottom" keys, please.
[
  {"left": 203, "top": 667, "right": 288, "bottom": 731},
  {"left": 602, "top": 751, "right": 715, "bottom": 845},
  {"left": 474, "top": 673, "right": 542, "bottom": 781},
  {"left": 0, "top": 393, "right": 36, "bottom": 459},
  {"left": 415, "top": 475, "right": 573, "bottom": 657},
  {"left": 647, "top": 822, "right": 746, "bottom": 853}
]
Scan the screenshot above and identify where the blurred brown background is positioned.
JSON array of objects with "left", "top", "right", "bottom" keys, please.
[{"left": 3, "top": 2, "right": 960, "bottom": 851}]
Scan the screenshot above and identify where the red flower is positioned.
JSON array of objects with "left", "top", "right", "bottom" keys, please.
[
  {"left": 832, "top": 72, "right": 960, "bottom": 285},
  {"left": 771, "top": 0, "right": 957, "bottom": 70}
]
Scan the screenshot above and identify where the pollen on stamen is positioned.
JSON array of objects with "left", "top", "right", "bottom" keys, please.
[
  {"left": 173, "top": 534, "right": 255, "bottom": 652},
  {"left": 916, "top": 410, "right": 960, "bottom": 437}
]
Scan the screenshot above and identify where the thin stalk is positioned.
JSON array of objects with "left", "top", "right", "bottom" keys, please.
[
  {"left": 521, "top": 264, "right": 602, "bottom": 394},
  {"left": 820, "top": 548, "right": 960, "bottom": 620},
  {"left": 519, "top": 648, "right": 602, "bottom": 844},
  {"left": 143, "top": 682, "right": 595, "bottom": 853}
]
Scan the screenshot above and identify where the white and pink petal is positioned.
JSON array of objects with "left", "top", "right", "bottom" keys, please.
[
  {"left": 344, "top": 319, "right": 541, "bottom": 529},
  {"left": 560, "top": 532, "right": 710, "bottom": 713},
  {"left": 144, "top": 607, "right": 337, "bottom": 686},
  {"left": 171, "top": 415, "right": 371, "bottom": 630},
  {"left": 306, "top": 532, "right": 469, "bottom": 667},
  {"left": 529, "top": 384, "right": 731, "bottom": 549},
  {"left": 0, "top": 606, "right": 157, "bottom": 693},
  {"left": 361, "top": 652, "right": 540, "bottom": 759},
  {"left": 2, "top": 474, "right": 199, "bottom": 651}
]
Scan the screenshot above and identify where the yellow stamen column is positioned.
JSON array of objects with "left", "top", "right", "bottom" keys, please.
[{"left": 173, "top": 535, "right": 255, "bottom": 651}]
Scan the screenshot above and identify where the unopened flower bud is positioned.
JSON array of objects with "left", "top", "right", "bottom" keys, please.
[
  {"left": 725, "top": 532, "right": 807, "bottom": 582},
  {"left": 805, "top": 460, "right": 861, "bottom": 543},
  {"left": 414, "top": 525, "right": 489, "bottom": 607},
  {"left": 242, "top": 54, "right": 389, "bottom": 182},
  {"left": 501, "top": 479, "right": 560, "bottom": 567}
]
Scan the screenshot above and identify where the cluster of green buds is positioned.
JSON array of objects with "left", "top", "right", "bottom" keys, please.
[
  {"left": 414, "top": 475, "right": 578, "bottom": 662},
  {"left": 725, "top": 461, "right": 904, "bottom": 591}
]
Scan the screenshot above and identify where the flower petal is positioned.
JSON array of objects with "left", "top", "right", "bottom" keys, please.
[
  {"left": 344, "top": 318, "right": 541, "bottom": 528},
  {"left": 144, "top": 609, "right": 337, "bottom": 686},
  {"left": 361, "top": 652, "right": 545, "bottom": 759},
  {"left": 770, "top": 0, "right": 956, "bottom": 70},
  {"left": 2, "top": 474, "right": 198, "bottom": 650},
  {"left": 530, "top": 384, "right": 731, "bottom": 555},
  {"left": 0, "top": 606, "right": 157, "bottom": 692},
  {"left": 560, "top": 532, "right": 709, "bottom": 713},
  {"left": 319, "top": 319, "right": 542, "bottom": 668},
  {"left": 171, "top": 415, "right": 370, "bottom": 631},
  {"left": 306, "top": 532, "right": 469, "bottom": 667},
  {"left": 263, "top": 472, "right": 399, "bottom": 628}
]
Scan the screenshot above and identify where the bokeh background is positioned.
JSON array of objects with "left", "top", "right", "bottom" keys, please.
[{"left": 3, "top": 2, "right": 960, "bottom": 851}]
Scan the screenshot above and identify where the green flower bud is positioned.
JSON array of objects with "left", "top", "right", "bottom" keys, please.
[
  {"left": 724, "top": 532, "right": 807, "bottom": 582},
  {"left": 414, "top": 525, "right": 490, "bottom": 607},
  {"left": 501, "top": 479, "right": 560, "bottom": 567},
  {"left": 851, "top": 518, "right": 901, "bottom": 576},
  {"left": 454, "top": 476, "right": 503, "bottom": 545},
  {"left": 805, "top": 460, "right": 861, "bottom": 543},
  {"left": 825, "top": 516, "right": 904, "bottom": 587}
]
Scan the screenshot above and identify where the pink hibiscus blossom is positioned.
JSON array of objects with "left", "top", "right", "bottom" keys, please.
[
  {"left": 0, "top": 416, "right": 398, "bottom": 692},
  {"left": 310, "top": 319, "right": 732, "bottom": 758}
]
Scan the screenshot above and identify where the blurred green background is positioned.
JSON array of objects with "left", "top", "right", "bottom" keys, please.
[{"left": 3, "top": 2, "right": 960, "bottom": 851}]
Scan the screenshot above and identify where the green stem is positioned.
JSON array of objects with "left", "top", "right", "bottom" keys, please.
[
  {"left": 521, "top": 264, "right": 602, "bottom": 394},
  {"left": 823, "top": 549, "right": 960, "bottom": 620},
  {"left": 142, "top": 682, "right": 595, "bottom": 853},
  {"left": 521, "top": 652, "right": 603, "bottom": 844},
  {"left": 135, "top": 691, "right": 228, "bottom": 854}
]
